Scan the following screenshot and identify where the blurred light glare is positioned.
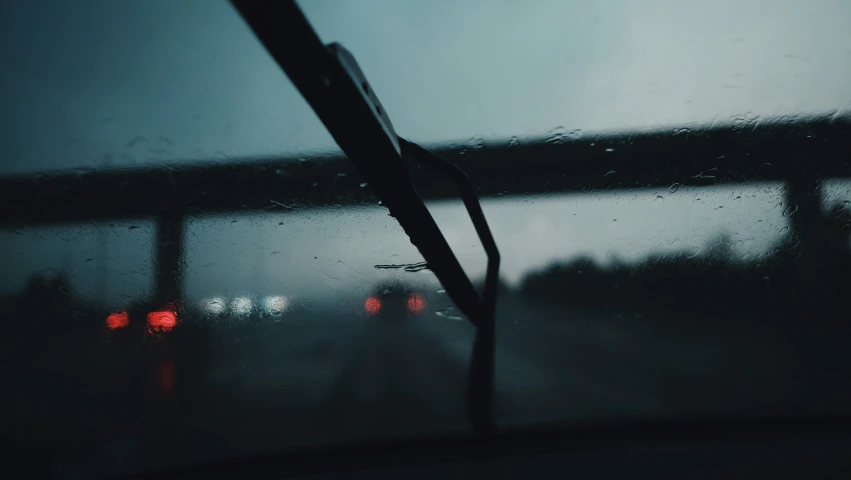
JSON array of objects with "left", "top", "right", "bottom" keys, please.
[
  {"left": 365, "top": 296, "right": 382, "bottom": 315},
  {"left": 263, "top": 295, "right": 289, "bottom": 315},
  {"left": 407, "top": 294, "right": 426, "bottom": 314},
  {"left": 147, "top": 310, "right": 177, "bottom": 332},
  {"left": 158, "top": 359, "right": 175, "bottom": 396},
  {"left": 231, "top": 296, "right": 253, "bottom": 315},
  {"left": 106, "top": 311, "right": 130, "bottom": 330},
  {"left": 200, "top": 297, "right": 226, "bottom": 315}
]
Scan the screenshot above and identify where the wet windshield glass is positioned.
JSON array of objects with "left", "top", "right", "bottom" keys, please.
[{"left": 2, "top": 0, "right": 851, "bottom": 477}]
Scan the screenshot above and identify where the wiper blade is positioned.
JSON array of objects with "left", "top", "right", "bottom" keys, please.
[{"left": 231, "top": 0, "right": 500, "bottom": 433}]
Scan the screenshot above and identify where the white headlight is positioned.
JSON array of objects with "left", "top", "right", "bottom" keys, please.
[
  {"left": 200, "top": 297, "right": 226, "bottom": 315},
  {"left": 263, "top": 295, "right": 289, "bottom": 315},
  {"left": 231, "top": 296, "right": 253, "bottom": 315}
]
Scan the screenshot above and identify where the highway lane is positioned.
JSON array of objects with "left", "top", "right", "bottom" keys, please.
[{"left": 28, "top": 297, "right": 851, "bottom": 478}]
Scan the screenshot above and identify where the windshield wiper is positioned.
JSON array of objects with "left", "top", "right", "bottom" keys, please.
[{"left": 231, "top": 0, "right": 500, "bottom": 434}]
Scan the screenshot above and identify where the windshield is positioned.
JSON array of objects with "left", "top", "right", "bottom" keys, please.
[{"left": 2, "top": 0, "right": 851, "bottom": 478}]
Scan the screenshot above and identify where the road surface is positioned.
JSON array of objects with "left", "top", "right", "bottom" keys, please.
[{"left": 5, "top": 296, "right": 851, "bottom": 478}]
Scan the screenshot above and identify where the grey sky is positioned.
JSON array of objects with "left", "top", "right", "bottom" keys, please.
[
  {"left": 305, "top": 0, "right": 851, "bottom": 141},
  {"left": 1, "top": 1, "right": 849, "bottom": 307},
  {"left": 1, "top": 0, "right": 849, "bottom": 174}
]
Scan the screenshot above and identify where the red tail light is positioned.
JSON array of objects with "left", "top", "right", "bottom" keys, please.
[
  {"left": 147, "top": 310, "right": 177, "bottom": 332},
  {"left": 364, "top": 296, "right": 382, "bottom": 315},
  {"left": 106, "top": 311, "right": 129, "bottom": 330},
  {"left": 407, "top": 294, "right": 426, "bottom": 314}
]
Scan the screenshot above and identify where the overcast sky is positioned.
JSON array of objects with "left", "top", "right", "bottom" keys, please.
[
  {"left": 1, "top": 0, "right": 849, "bottom": 174},
  {"left": 1, "top": 1, "right": 849, "bottom": 307}
]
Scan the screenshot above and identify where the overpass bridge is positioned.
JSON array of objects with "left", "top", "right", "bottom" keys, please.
[{"left": 1, "top": 117, "right": 849, "bottom": 304}]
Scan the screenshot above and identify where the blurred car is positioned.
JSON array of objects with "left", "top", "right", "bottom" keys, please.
[
  {"left": 364, "top": 281, "right": 428, "bottom": 318},
  {"left": 104, "top": 302, "right": 178, "bottom": 337}
]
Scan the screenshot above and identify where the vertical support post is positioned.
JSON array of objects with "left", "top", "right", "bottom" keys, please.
[
  {"left": 155, "top": 214, "right": 185, "bottom": 308},
  {"left": 785, "top": 174, "right": 822, "bottom": 248},
  {"left": 96, "top": 227, "right": 108, "bottom": 307},
  {"left": 784, "top": 174, "right": 829, "bottom": 315}
]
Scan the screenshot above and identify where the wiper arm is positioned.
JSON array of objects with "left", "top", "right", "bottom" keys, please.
[{"left": 231, "top": 0, "right": 500, "bottom": 434}]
